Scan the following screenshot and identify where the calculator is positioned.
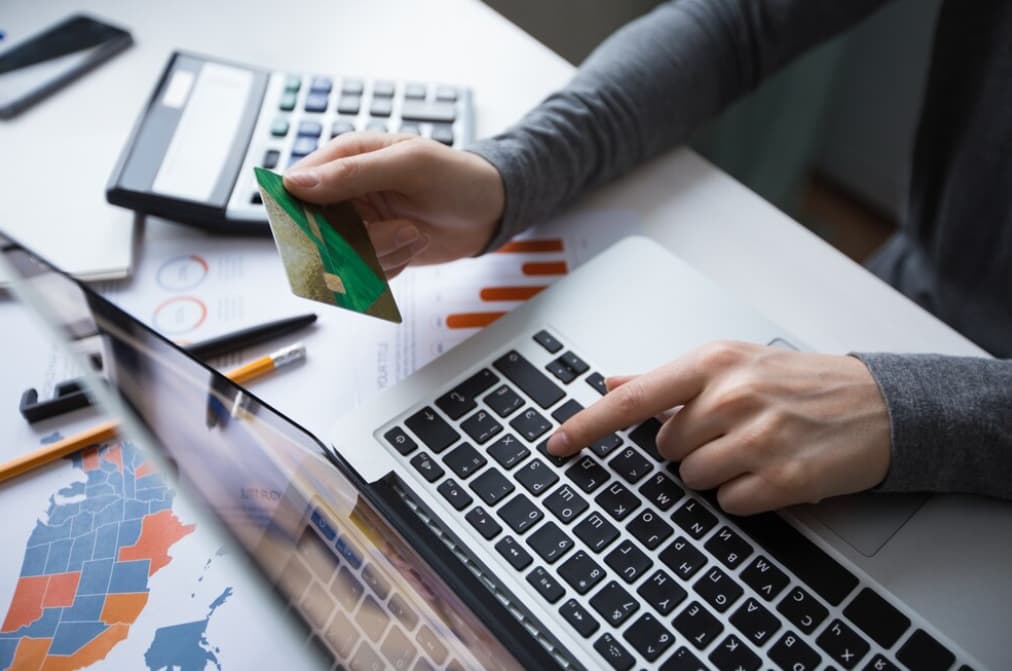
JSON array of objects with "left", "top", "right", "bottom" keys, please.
[{"left": 107, "top": 51, "right": 475, "bottom": 234}]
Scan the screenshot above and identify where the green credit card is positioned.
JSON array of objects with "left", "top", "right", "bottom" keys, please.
[{"left": 254, "top": 167, "right": 401, "bottom": 323}]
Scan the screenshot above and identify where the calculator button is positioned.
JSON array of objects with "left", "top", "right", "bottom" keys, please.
[
  {"left": 270, "top": 117, "right": 290, "bottom": 137},
  {"left": 372, "top": 80, "right": 396, "bottom": 97},
  {"left": 331, "top": 120, "right": 355, "bottom": 137},
  {"left": 399, "top": 122, "right": 420, "bottom": 135},
  {"left": 435, "top": 85, "right": 458, "bottom": 101},
  {"left": 291, "top": 137, "right": 318, "bottom": 158},
  {"left": 337, "top": 95, "right": 361, "bottom": 115},
  {"left": 297, "top": 120, "right": 322, "bottom": 137},
  {"left": 283, "top": 74, "right": 301, "bottom": 91},
  {"left": 279, "top": 91, "right": 297, "bottom": 111},
  {"left": 309, "top": 76, "right": 332, "bottom": 93},
  {"left": 370, "top": 97, "right": 393, "bottom": 117},
  {"left": 341, "top": 78, "right": 364, "bottom": 95},
  {"left": 366, "top": 120, "right": 388, "bottom": 132},
  {"left": 304, "top": 92, "right": 329, "bottom": 113},
  {"left": 404, "top": 82, "right": 427, "bottom": 99},
  {"left": 262, "top": 149, "right": 280, "bottom": 170},
  {"left": 431, "top": 124, "right": 454, "bottom": 146},
  {"left": 400, "top": 100, "right": 456, "bottom": 123}
]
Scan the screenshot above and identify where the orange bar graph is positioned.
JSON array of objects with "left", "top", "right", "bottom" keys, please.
[
  {"left": 446, "top": 312, "right": 507, "bottom": 329},
  {"left": 522, "top": 261, "right": 568, "bottom": 276},
  {"left": 496, "top": 239, "right": 565, "bottom": 253},
  {"left": 479, "top": 286, "right": 547, "bottom": 301}
]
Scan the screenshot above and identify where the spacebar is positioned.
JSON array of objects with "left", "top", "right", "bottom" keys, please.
[{"left": 733, "top": 511, "right": 859, "bottom": 606}]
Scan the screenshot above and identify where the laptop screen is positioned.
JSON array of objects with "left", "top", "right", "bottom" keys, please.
[{"left": 0, "top": 235, "right": 524, "bottom": 670}]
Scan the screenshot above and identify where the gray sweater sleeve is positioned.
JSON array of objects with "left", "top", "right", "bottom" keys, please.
[
  {"left": 466, "top": 0, "right": 889, "bottom": 250},
  {"left": 854, "top": 354, "right": 1012, "bottom": 499}
]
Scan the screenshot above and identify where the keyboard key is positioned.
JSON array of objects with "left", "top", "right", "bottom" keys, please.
[
  {"left": 704, "top": 525, "right": 753, "bottom": 569},
  {"left": 817, "top": 619, "right": 870, "bottom": 670},
  {"left": 559, "top": 351, "right": 589, "bottom": 375},
  {"left": 350, "top": 641, "right": 385, "bottom": 671},
  {"left": 435, "top": 389, "right": 474, "bottom": 419},
  {"left": 551, "top": 398, "right": 583, "bottom": 423},
  {"left": 279, "top": 91, "right": 297, "bottom": 111},
  {"left": 465, "top": 506, "right": 502, "bottom": 540},
  {"left": 373, "top": 79, "right": 396, "bottom": 97},
  {"left": 693, "top": 566, "right": 743, "bottom": 613},
  {"left": 309, "top": 76, "right": 332, "bottom": 93},
  {"left": 741, "top": 554, "right": 790, "bottom": 601},
  {"left": 484, "top": 385, "right": 524, "bottom": 417},
  {"left": 658, "top": 536, "right": 707, "bottom": 580},
  {"left": 533, "top": 440, "right": 570, "bottom": 469},
  {"left": 291, "top": 136, "right": 318, "bottom": 157},
  {"left": 515, "top": 458, "right": 558, "bottom": 496},
  {"left": 487, "top": 433, "right": 530, "bottom": 469},
  {"left": 777, "top": 586, "right": 828, "bottom": 635},
  {"left": 639, "top": 472, "right": 684, "bottom": 511},
  {"left": 590, "top": 580, "right": 639, "bottom": 626},
  {"left": 533, "top": 329, "right": 563, "bottom": 353},
  {"left": 543, "top": 484, "right": 587, "bottom": 523},
  {"left": 409, "top": 452, "right": 445, "bottom": 483},
  {"left": 546, "top": 358, "right": 577, "bottom": 384},
  {"left": 389, "top": 593, "right": 419, "bottom": 630},
  {"left": 442, "top": 442, "right": 486, "bottom": 479},
  {"left": 594, "top": 633, "right": 634, "bottom": 671},
  {"left": 337, "top": 94, "right": 360, "bottom": 114},
  {"left": 438, "top": 369, "right": 499, "bottom": 418},
  {"left": 733, "top": 511, "right": 859, "bottom": 606},
  {"left": 603, "top": 445, "right": 651, "bottom": 483},
  {"left": 585, "top": 372, "right": 607, "bottom": 395},
  {"left": 709, "top": 634, "right": 760, "bottom": 671},
  {"left": 673, "top": 601, "right": 724, "bottom": 650},
  {"left": 595, "top": 481, "right": 640, "bottom": 521},
  {"left": 262, "top": 149, "right": 280, "bottom": 170},
  {"left": 400, "top": 99, "right": 456, "bottom": 123},
  {"left": 865, "top": 654, "right": 900, "bottom": 671},
  {"left": 509, "top": 407, "right": 552, "bottom": 442},
  {"left": 573, "top": 512, "right": 620, "bottom": 553},
  {"left": 604, "top": 540, "right": 650, "bottom": 584},
  {"left": 672, "top": 498, "right": 717, "bottom": 539},
  {"left": 624, "top": 612, "right": 675, "bottom": 662},
  {"left": 589, "top": 433, "right": 623, "bottom": 459},
  {"left": 437, "top": 478, "right": 472, "bottom": 511},
  {"left": 370, "top": 97, "right": 393, "bottom": 117},
  {"left": 405, "top": 406, "right": 459, "bottom": 453},
  {"left": 661, "top": 646, "right": 707, "bottom": 671},
  {"left": 770, "top": 631, "right": 821, "bottom": 671},
  {"left": 460, "top": 410, "right": 502, "bottom": 444},
  {"left": 627, "top": 509, "right": 674, "bottom": 549},
  {"left": 468, "top": 468, "right": 514, "bottom": 505},
  {"left": 896, "top": 629, "right": 955, "bottom": 671},
  {"left": 628, "top": 418, "right": 663, "bottom": 460},
  {"left": 270, "top": 117, "right": 289, "bottom": 137},
  {"left": 527, "top": 566, "right": 565, "bottom": 603},
  {"left": 527, "top": 521, "right": 574, "bottom": 563},
  {"left": 362, "top": 563, "right": 391, "bottom": 600},
  {"left": 497, "top": 493, "right": 543, "bottom": 534},
  {"left": 566, "top": 456, "right": 610, "bottom": 493},
  {"left": 558, "top": 550, "right": 605, "bottom": 594},
  {"left": 323, "top": 611, "right": 357, "bottom": 658},
  {"left": 730, "top": 597, "right": 781, "bottom": 647},
  {"left": 495, "top": 536, "right": 532, "bottom": 570},
  {"left": 638, "top": 569, "right": 687, "bottom": 616},
  {"left": 430, "top": 124, "right": 454, "bottom": 145},
  {"left": 416, "top": 625, "right": 448, "bottom": 665},
  {"left": 380, "top": 625, "right": 416, "bottom": 671},
  {"left": 337, "top": 534, "right": 364, "bottom": 571},
  {"left": 842, "top": 587, "right": 911, "bottom": 649},
  {"left": 384, "top": 426, "right": 418, "bottom": 456},
  {"left": 493, "top": 351, "right": 565, "bottom": 409},
  {"left": 304, "top": 92, "right": 328, "bottom": 112},
  {"left": 331, "top": 119, "right": 355, "bottom": 137},
  {"left": 297, "top": 119, "right": 322, "bottom": 137},
  {"left": 404, "top": 82, "right": 427, "bottom": 99},
  {"left": 357, "top": 594, "right": 390, "bottom": 641},
  {"left": 560, "top": 598, "right": 599, "bottom": 637}
]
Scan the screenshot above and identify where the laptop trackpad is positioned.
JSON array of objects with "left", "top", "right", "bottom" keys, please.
[{"left": 801, "top": 492, "right": 930, "bottom": 557}]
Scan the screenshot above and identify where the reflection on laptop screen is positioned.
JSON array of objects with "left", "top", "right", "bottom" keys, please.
[{"left": 1, "top": 236, "right": 523, "bottom": 670}]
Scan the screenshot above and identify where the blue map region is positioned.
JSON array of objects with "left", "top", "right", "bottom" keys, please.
[
  {"left": 144, "top": 587, "right": 233, "bottom": 671},
  {"left": 0, "top": 443, "right": 178, "bottom": 671}
]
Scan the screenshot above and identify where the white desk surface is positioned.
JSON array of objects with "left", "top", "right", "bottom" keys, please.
[{"left": 2, "top": 0, "right": 983, "bottom": 446}]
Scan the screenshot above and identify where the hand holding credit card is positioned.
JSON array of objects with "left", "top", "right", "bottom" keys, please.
[{"left": 254, "top": 167, "right": 402, "bottom": 323}]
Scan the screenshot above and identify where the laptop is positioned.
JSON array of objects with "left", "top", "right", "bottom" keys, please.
[{"left": 2, "top": 231, "right": 1005, "bottom": 671}]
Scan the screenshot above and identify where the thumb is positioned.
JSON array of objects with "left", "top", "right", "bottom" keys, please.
[{"left": 284, "top": 137, "right": 417, "bottom": 204}]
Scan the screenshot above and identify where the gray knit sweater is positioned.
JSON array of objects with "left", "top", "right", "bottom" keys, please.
[{"left": 467, "top": 0, "right": 1012, "bottom": 498}]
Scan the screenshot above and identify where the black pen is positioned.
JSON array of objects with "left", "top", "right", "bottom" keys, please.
[{"left": 185, "top": 313, "right": 317, "bottom": 360}]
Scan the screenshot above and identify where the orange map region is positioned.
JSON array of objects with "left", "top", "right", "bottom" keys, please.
[
  {"left": 101, "top": 445, "right": 123, "bottom": 473},
  {"left": 134, "top": 461, "right": 154, "bottom": 479},
  {"left": 1, "top": 576, "right": 47, "bottom": 632},
  {"left": 100, "top": 593, "right": 149, "bottom": 625},
  {"left": 79, "top": 449, "right": 99, "bottom": 472},
  {"left": 118, "top": 509, "right": 195, "bottom": 576},
  {"left": 41, "top": 573, "right": 79, "bottom": 609},
  {"left": 7, "top": 623, "right": 131, "bottom": 671}
]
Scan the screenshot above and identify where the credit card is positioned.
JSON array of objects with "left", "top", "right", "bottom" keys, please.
[{"left": 254, "top": 167, "right": 401, "bottom": 323}]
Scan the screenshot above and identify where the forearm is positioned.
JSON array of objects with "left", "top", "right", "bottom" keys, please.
[
  {"left": 854, "top": 353, "right": 1012, "bottom": 499},
  {"left": 468, "top": 0, "right": 890, "bottom": 249}
]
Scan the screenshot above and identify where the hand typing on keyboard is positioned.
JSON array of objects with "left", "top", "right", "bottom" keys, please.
[
  {"left": 283, "top": 131, "right": 504, "bottom": 278},
  {"left": 546, "top": 341, "right": 891, "bottom": 515}
]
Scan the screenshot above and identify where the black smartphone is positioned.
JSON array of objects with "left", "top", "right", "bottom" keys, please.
[{"left": 0, "top": 14, "right": 133, "bottom": 119}]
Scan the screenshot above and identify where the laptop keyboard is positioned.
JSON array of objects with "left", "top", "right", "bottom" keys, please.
[{"left": 379, "top": 329, "right": 970, "bottom": 671}]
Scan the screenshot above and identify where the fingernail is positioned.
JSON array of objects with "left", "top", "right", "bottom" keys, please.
[
  {"left": 547, "top": 430, "right": 570, "bottom": 455},
  {"left": 394, "top": 225, "right": 419, "bottom": 246},
  {"left": 411, "top": 234, "right": 430, "bottom": 254},
  {"left": 286, "top": 169, "right": 318, "bottom": 187}
]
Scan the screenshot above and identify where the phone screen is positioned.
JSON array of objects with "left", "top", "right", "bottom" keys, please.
[{"left": 0, "top": 15, "right": 131, "bottom": 117}]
